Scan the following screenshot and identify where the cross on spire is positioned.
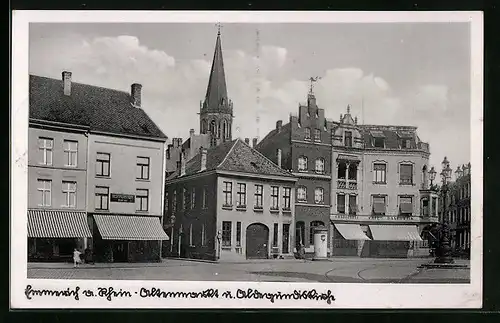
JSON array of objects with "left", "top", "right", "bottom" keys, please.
[{"left": 308, "top": 76, "right": 321, "bottom": 94}]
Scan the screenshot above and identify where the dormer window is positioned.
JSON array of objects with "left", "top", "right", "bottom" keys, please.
[
  {"left": 402, "top": 139, "right": 411, "bottom": 149},
  {"left": 370, "top": 130, "right": 385, "bottom": 148},
  {"left": 304, "top": 128, "right": 311, "bottom": 141},
  {"left": 344, "top": 131, "right": 353, "bottom": 147}
]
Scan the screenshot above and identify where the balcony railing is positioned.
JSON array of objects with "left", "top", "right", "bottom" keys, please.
[{"left": 337, "top": 179, "right": 358, "bottom": 190}]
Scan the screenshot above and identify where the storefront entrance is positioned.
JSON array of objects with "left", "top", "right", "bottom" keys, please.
[
  {"left": 112, "top": 241, "right": 129, "bottom": 262},
  {"left": 246, "top": 223, "right": 269, "bottom": 259}
]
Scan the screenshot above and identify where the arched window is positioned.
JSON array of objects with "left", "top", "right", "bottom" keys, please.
[
  {"left": 222, "top": 120, "right": 227, "bottom": 140},
  {"left": 296, "top": 221, "right": 305, "bottom": 247},
  {"left": 218, "top": 120, "right": 222, "bottom": 138},
  {"left": 210, "top": 120, "right": 216, "bottom": 135},
  {"left": 297, "top": 186, "right": 307, "bottom": 202},
  {"left": 201, "top": 120, "right": 207, "bottom": 134},
  {"left": 309, "top": 221, "right": 325, "bottom": 245},
  {"left": 315, "top": 158, "right": 325, "bottom": 174},
  {"left": 298, "top": 156, "right": 308, "bottom": 172},
  {"left": 314, "top": 187, "right": 324, "bottom": 204}
]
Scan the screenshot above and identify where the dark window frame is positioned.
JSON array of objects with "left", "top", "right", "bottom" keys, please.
[
  {"left": 95, "top": 186, "right": 109, "bottom": 210},
  {"left": 96, "top": 152, "right": 111, "bottom": 177}
]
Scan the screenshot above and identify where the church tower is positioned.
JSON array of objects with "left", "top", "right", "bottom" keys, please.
[{"left": 199, "top": 28, "right": 234, "bottom": 148}]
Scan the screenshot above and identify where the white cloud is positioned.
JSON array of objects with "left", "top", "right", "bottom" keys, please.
[{"left": 29, "top": 33, "right": 467, "bottom": 168}]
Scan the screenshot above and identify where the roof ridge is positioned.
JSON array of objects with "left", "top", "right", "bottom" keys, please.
[
  {"left": 30, "top": 74, "right": 131, "bottom": 96},
  {"left": 216, "top": 139, "right": 239, "bottom": 169},
  {"left": 242, "top": 138, "right": 293, "bottom": 176}
]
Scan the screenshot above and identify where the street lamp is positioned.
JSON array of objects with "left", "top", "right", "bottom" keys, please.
[
  {"left": 435, "top": 156, "right": 454, "bottom": 264},
  {"left": 455, "top": 166, "right": 463, "bottom": 180},
  {"left": 429, "top": 166, "right": 437, "bottom": 189}
]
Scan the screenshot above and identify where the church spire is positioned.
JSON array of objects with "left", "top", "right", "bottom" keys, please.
[{"left": 203, "top": 29, "right": 228, "bottom": 111}]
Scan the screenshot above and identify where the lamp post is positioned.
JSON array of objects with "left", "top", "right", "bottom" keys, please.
[{"left": 435, "top": 157, "right": 455, "bottom": 264}]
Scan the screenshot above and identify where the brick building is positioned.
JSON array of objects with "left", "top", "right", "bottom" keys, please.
[
  {"left": 28, "top": 71, "right": 169, "bottom": 263},
  {"left": 163, "top": 139, "right": 297, "bottom": 261},
  {"left": 256, "top": 92, "right": 334, "bottom": 254}
]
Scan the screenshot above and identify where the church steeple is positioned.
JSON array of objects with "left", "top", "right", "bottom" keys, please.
[{"left": 199, "top": 27, "right": 233, "bottom": 147}]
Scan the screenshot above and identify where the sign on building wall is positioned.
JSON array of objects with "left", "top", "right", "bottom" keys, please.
[{"left": 110, "top": 193, "right": 135, "bottom": 203}]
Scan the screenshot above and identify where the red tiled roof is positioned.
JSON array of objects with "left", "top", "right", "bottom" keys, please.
[{"left": 29, "top": 75, "right": 167, "bottom": 139}]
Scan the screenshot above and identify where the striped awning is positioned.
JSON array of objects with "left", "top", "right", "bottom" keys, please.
[
  {"left": 369, "top": 225, "right": 422, "bottom": 241},
  {"left": 93, "top": 214, "right": 169, "bottom": 241},
  {"left": 27, "top": 209, "right": 92, "bottom": 238}
]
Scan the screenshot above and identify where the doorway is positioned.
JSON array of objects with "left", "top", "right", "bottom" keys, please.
[
  {"left": 113, "top": 241, "right": 129, "bottom": 262},
  {"left": 246, "top": 223, "right": 269, "bottom": 259}
]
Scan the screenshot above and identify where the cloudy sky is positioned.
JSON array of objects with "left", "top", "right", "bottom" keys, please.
[{"left": 29, "top": 22, "right": 471, "bottom": 169}]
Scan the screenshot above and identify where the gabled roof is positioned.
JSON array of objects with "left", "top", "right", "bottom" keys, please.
[
  {"left": 169, "top": 138, "right": 294, "bottom": 181},
  {"left": 29, "top": 75, "right": 167, "bottom": 139},
  {"left": 203, "top": 32, "right": 228, "bottom": 111}
]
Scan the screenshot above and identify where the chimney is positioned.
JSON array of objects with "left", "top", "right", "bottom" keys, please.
[
  {"left": 252, "top": 138, "right": 258, "bottom": 148},
  {"left": 173, "top": 138, "right": 182, "bottom": 148},
  {"left": 200, "top": 147, "right": 207, "bottom": 172},
  {"left": 62, "top": 71, "right": 72, "bottom": 96},
  {"left": 277, "top": 149, "right": 282, "bottom": 168},
  {"left": 276, "top": 120, "right": 283, "bottom": 133},
  {"left": 180, "top": 151, "right": 186, "bottom": 177},
  {"left": 245, "top": 138, "right": 250, "bottom": 145},
  {"left": 190, "top": 129, "right": 195, "bottom": 137},
  {"left": 131, "top": 83, "right": 142, "bottom": 107}
]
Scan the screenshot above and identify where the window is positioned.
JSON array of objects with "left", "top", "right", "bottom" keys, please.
[
  {"left": 136, "top": 157, "right": 150, "bottom": 180},
  {"left": 297, "top": 186, "right": 307, "bottom": 202},
  {"left": 95, "top": 186, "right": 109, "bottom": 210},
  {"left": 271, "top": 186, "right": 279, "bottom": 210},
  {"left": 191, "top": 188, "right": 196, "bottom": 209},
  {"left": 237, "top": 183, "right": 246, "bottom": 208},
  {"left": 338, "top": 162, "right": 346, "bottom": 179},
  {"left": 273, "top": 223, "right": 279, "bottom": 248},
  {"left": 254, "top": 185, "right": 263, "bottom": 209},
  {"left": 223, "top": 182, "right": 233, "bottom": 206},
  {"left": 236, "top": 222, "right": 241, "bottom": 247},
  {"left": 337, "top": 194, "right": 345, "bottom": 214},
  {"left": 38, "top": 138, "right": 53, "bottom": 165},
  {"left": 349, "top": 195, "right": 357, "bottom": 215},
  {"left": 182, "top": 187, "right": 188, "bottom": 210},
  {"left": 348, "top": 163, "right": 357, "bottom": 180},
  {"left": 314, "top": 187, "right": 324, "bottom": 204},
  {"left": 283, "top": 187, "right": 291, "bottom": 210},
  {"left": 373, "top": 163, "right": 387, "bottom": 183},
  {"left": 315, "top": 158, "right": 325, "bottom": 174},
  {"left": 37, "top": 179, "right": 51, "bottom": 206},
  {"left": 402, "top": 139, "right": 411, "bottom": 149},
  {"left": 189, "top": 224, "right": 193, "bottom": 246},
  {"left": 172, "top": 190, "right": 177, "bottom": 213},
  {"left": 222, "top": 221, "right": 231, "bottom": 247},
  {"left": 62, "top": 181, "right": 76, "bottom": 208},
  {"left": 314, "top": 129, "right": 321, "bottom": 142},
  {"left": 309, "top": 221, "right": 324, "bottom": 245},
  {"left": 372, "top": 195, "right": 386, "bottom": 215},
  {"left": 201, "top": 224, "right": 206, "bottom": 246},
  {"left": 136, "top": 189, "right": 149, "bottom": 211},
  {"left": 422, "top": 198, "right": 429, "bottom": 217},
  {"left": 399, "top": 164, "right": 413, "bottom": 185},
  {"left": 298, "top": 156, "right": 308, "bottom": 172},
  {"left": 304, "top": 128, "right": 311, "bottom": 140},
  {"left": 96, "top": 153, "right": 110, "bottom": 177},
  {"left": 373, "top": 138, "right": 385, "bottom": 148},
  {"left": 282, "top": 223, "right": 290, "bottom": 253},
  {"left": 344, "top": 131, "right": 352, "bottom": 147},
  {"left": 64, "top": 140, "right": 78, "bottom": 167},
  {"left": 202, "top": 188, "right": 207, "bottom": 209}
]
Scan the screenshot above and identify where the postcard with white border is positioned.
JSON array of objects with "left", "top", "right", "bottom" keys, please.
[{"left": 11, "top": 10, "right": 483, "bottom": 309}]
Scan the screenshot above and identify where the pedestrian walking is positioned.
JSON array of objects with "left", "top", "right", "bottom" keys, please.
[{"left": 73, "top": 248, "right": 82, "bottom": 268}]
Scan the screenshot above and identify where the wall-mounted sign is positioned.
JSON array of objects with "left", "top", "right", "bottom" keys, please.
[{"left": 110, "top": 193, "right": 135, "bottom": 203}]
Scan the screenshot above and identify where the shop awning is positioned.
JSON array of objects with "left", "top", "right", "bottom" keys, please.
[
  {"left": 28, "top": 209, "right": 92, "bottom": 238},
  {"left": 369, "top": 225, "right": 422, "bottom": 241},
  {"left": 93, "top": 214, "right": 169, "bottom": 241},
  {"left": 334, "top": 223, "right": 371, "bottom": 240}
]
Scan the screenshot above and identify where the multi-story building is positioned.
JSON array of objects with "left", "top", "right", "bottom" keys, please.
[
  {"left": 256, "top": 92, "right": 334, "bottom": 255},
  {"left": 438, "top": 163, "right": 471, "bottom": 258},
  {"left": 28, "top": 71, "right": 169, "bottom": 263},
  {"left": 329, "top": 106, "right": 439, "bottom": 257},
  {"left": 164, "top": 139, "right": 297, "bottom": 261}
]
